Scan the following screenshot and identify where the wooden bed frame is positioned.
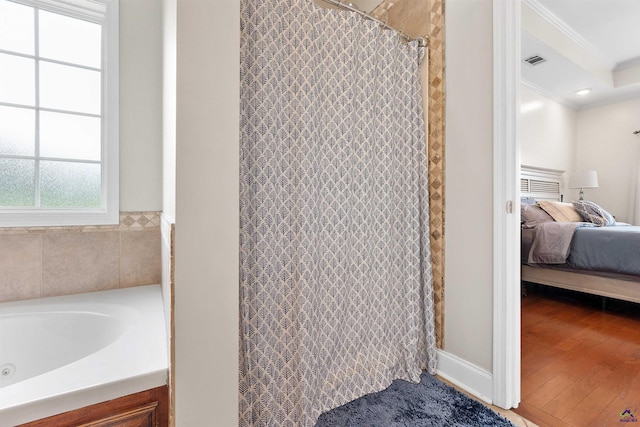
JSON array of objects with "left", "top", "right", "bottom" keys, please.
[
  {"left": 521, "top": 265, "right": 640, "bottom": 304},
  {"left": 520, "top": 165, "right": 640, "bottom": 304}
]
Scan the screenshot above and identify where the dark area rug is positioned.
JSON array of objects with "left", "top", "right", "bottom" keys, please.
[{"left": 316, "top": 374, "right": 515, "bottom": 426}]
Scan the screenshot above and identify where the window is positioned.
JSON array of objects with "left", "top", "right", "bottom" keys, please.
[{"left": 0, "top": 0, "right": 118, "bottom": 226}]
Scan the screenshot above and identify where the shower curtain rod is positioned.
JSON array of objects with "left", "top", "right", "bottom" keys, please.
[{"left": 322, "top": 0, "right": 429, "bottom": 47}]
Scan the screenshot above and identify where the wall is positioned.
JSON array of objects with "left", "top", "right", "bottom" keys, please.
[
  {"left": 520, "top": 84, "right": 576, "bottom": 175},
  {"left": 173, "top": 0, "right": 239, "bottom": 425},
  {"left": 162, "top": 0, "right": 177, "bottom": 221},
  {"left": 519, "top": 86, "right": 640, "bottom": 220},
  {"left": 444, "top": 0, "right": 493, "bottom": 372},
  {"left": 0, "top": 2, "right": 164, "bottom": 303},
  {"left": 576, "top": 98, "right": 640, "bottom": 223},
  {"left": 119, "top": 0, "right": 163, "bottom": 212}
]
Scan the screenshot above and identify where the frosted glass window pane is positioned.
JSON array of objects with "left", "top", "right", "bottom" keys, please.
[
  {"left": 0, "top": 106, "right": 35, "bottom": 156},
  {"left": 0, "top": 0, "right": 35, "bottom": 55},
  {"left": 0, "top": 159, "right": 35, "bottom": 207},
  {"left": 40, "top": 62, "right": 101, "bottom": 114},
  {"left": 0, "top": 54, "right": 35, "bottom": 106},
  {"left": 39, "top": 10, "right": 101, "bottom": 68},
  {"left": 40, "top": 112, "right": 101, "bottom": 161},
  {"left": 40, "top": 161, "right": 101, "bottom": 208}
]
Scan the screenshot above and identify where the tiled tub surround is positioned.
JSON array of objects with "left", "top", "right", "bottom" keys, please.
[{"left": 0, "top": 212, "right": 161, "bottom": 303}]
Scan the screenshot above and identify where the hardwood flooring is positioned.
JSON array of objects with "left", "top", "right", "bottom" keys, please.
[{"left": 514, "top": 285, "right": 640, "bottom": 427}]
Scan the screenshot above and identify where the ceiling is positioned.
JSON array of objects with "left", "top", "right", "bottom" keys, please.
[{"left": 522, "top": 0, "right": 640, "bottom": 110}]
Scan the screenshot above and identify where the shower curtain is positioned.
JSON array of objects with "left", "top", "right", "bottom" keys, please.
[{"left": 239, "top": 1, "right": 436, "bottom": 425}]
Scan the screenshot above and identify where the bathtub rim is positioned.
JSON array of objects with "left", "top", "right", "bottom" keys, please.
[{"left": 0, "top": 284, "right": 168, "bottom": 427}]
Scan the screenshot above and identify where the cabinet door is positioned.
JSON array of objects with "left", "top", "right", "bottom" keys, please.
[
  {"left": 18, "top": 386, "right": 169, "bottom": 427},
  {"left": 80, "top": 402, "right": 159, "bottom": 427}
]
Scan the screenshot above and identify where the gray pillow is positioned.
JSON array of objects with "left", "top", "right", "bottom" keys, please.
[
  {"left": 572, "top": 200, "right": 615, "bottom": 226},
  {"left": 521, "top": 203, "right": 554, "bottom": 229}
]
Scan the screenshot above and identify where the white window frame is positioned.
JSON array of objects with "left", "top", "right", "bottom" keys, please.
[{"left": 0, "top": 0, "right": 119, "bottom": 227}]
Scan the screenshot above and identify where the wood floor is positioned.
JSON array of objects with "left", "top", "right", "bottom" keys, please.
[{"left": 514, "top": 285, "right": 640, "bottom": 427}]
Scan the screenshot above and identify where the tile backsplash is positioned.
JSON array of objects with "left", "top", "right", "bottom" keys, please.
[{"left": 0, "top": 212, "right": 162, "bottom": 303}]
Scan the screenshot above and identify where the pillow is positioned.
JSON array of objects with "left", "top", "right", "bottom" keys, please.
[
  {"left": 572, "top": 200, "right": 616, "bottom": 226},
  {"left": 538, "top": 200, "right": 583, "bottom": 222},
  {"left": 520, "top": 197, "right": 538, "bottom": 206},
  {"left": 521, "top": 203, "right": 554, "bottom": 229}
]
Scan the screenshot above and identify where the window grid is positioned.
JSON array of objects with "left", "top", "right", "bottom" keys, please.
[
  {"left": 0, "top": 0, "right": 117, "bottom": 227},
  {"left": 0, "top": 2, "right": 103, "bottom": 210}
]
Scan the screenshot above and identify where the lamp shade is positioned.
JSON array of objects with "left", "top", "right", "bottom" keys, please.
[{"left": 568, "top": 170, "right": 599, "bottom": 189}]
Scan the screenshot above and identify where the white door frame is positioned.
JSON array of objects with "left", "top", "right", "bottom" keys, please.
[{"left": 492, "top": 0, "right": 521, "bottom": 409}]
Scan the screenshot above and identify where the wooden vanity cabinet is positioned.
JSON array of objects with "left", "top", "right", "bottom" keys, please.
[{"left": 18, "top": 386, "right": 169, "bottom": 427}]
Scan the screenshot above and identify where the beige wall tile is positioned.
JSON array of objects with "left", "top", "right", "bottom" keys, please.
[
  {"left": 42, "top": 231, "right": 121, "bottom": 297},
  {"left": 120, "top": 229, "right": 161, "bottom": 287},
  {"left": 0, "top": 234, "right": 42, "bottom": 303},
  {"left": 0, "top": 211, "right": 162, "bottom": 303}
]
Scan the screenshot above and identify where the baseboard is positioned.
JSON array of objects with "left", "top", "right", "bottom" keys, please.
[{"left": 436, "top": 350, "right": 493, "bottom": 404}]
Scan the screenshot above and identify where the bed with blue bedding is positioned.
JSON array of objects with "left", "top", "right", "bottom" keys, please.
[
  {"left": 566, "top": 225, "right": 640, "bottom": 276},
  {"left": 521, "top": 199, "right": 640, "bottom": 303}
]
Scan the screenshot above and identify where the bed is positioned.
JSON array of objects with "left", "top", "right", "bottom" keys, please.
[{"left": 520, "top": 165, "right": 640, "bottom": 304}]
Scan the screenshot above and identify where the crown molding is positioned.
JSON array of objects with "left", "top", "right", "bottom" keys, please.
[
  {"left": 578, "top": 88, "right": 640, "bottom": 111},
  {"left": 616, "top": 56, "right": 640, "bottom": 72},
  {"left": 521, "top": 79, "right": 578, "bottom": 110},
  {"left": 521, "top": 78, "right": 640, "bottom": 111},
  {"left": 522, "top": 0, "right": 615, "bottom": 71}
]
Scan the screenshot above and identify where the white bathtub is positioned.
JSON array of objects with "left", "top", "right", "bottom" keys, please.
[{"left": 0, "top": 285, "right": 168, "bottom": 426}]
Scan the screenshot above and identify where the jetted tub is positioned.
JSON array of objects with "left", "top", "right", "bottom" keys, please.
[{"left": 0, "top": 284, "right": 168, "bottom": 426}]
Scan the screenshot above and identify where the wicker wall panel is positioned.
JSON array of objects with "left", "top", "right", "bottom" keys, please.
[{"left": 428, "top": 0, "right": 445, "bottom": 348}]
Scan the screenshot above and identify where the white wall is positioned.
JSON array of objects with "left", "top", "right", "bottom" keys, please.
[
  {"left": 162, "top": 0, "right": 176, "bottom": 220},
  {"left": 520, "top": 84, "right": 576, "bottom": 174},
  {"left": 119, "top": 0, "right": 163, "bottom": 212},
  {"left": 444, "top": 0, "right": 494, "bottom": 373},
  {"left": 519, "top": 86, "right": 640, "bottom": 220},
  {"left": 174, "top": 0, "right": 239, "bottom": 425},
  {"left": 576, "top": 98, "right": 640, "bottom": 223}
]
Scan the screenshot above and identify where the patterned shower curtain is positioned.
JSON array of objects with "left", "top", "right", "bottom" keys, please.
[{"left": 239, "top": 1, "right": 437, "bottom": 425}]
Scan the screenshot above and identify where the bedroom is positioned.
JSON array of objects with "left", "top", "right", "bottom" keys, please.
[{"left": 518, "top": 0, "right": 640, "bottom": 424}]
